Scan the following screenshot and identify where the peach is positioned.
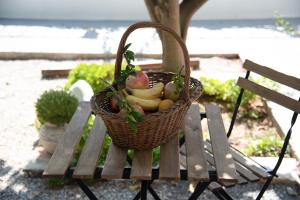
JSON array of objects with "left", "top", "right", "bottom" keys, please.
[
  {"left": 125, "top": 71, "right": 149, "bottom": 89},
  {"left": 164, "top": 81, "right": 180, "bottom": 101},
  {"left": 110, "top": 96, "right": 119, "bottom": 112},
  {"left": 119, "top": 103, "right": 145, "bottom": 117}
]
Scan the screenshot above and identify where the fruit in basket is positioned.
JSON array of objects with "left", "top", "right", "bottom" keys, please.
[
  {"left": 119, "top": 103, "right": 145, "bottom": 116},
  {"left": 127, "top": 82, "right": 164, "bottom": 99},
  {"left": 125, "top": 71, "right": 149, "bottom": 89},
  {"left": 164, "top": 81, "right": 180, "bottom": 101},
  {"left": 158, "top": 99, "right": 174, "bottom": 112},
  {"left": 125, "top": 95, "right": 161, "bottom": 111},
  {"left": 110, "top": 96, "right": 119, "bottom": 111}
]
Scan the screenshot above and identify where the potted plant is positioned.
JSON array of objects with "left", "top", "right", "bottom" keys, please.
[{"left": 35, "top": 89, "right": 78, "bottom": 153}]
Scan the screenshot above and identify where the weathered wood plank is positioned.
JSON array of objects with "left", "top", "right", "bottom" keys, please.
[
  {"left": 130, "top": 150, "right": 153, "bottom": 180},
  {"left": 229, "top": 147, "right": 270, "bottom": 178},
  {"left": 205, "top": 151, "right": 246, "bottom": 185},
  {"left": 243, "top": 59, "right": 300, "bottom": 91},
  {"left": 204, "top": 141, "right": 259, "bottom": 182},
  {"left": 204, "top": 141, "right": 270, "bottom": 181},
  {"left": 73, "top": 116, "right": 107, "bottom": 179},
  {"left": 159, "top": 135, "right": 180, "bottom": 180},
  {"left": 101, "top": 144, "right": 127, "bottom": 179},
  {"left": 184, "top": 104, "right": 209, "bottom": 181},
  {"left": 43, "top": 102, "right": 92, "bottom": 177},
  {"left": 237, "top": 78, "right": 300, "bottom": 113},
  {"left": 205, "top": 104, "right": 237, "bottom": 182}
]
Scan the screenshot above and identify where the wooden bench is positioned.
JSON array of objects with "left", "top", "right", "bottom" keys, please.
[{"left": 42, "top": 59, "right": 300, "bottom": 200}]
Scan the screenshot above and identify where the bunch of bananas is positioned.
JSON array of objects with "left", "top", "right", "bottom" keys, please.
[{"left": 125, "top": 82, "right": 164, "bottom": 111}]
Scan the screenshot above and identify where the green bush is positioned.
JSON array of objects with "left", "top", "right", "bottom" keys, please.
[
  {"left": 200, "top": 77, "right": 256, "bottom": 108},
  {"left": 65, "top": 63, "right": 115, "bottom": 93},
  {"left": 65, "top": 63, "right": 140, "bottom": 93},
  {"left": 244, "top": 135, "right": 290, "bottom": 157},
  {"left": 35, "top": 90, "right": 78, "bottom": 126}
]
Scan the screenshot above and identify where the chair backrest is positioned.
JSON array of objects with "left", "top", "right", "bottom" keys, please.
[{"left": 237, "top": 59, "right": 300, "bottom": 113}]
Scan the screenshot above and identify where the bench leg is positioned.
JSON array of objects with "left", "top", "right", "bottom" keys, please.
[
  {"left": 188, "top": 181, "right": 210, "bottom": 200},
  {"left": 148, "top": 185, "right": 161, "bottom": 200},
  {"left": 133, "top": 180, "right": 161, "bottom": 200},
  {"left": 76, "top": 179, "right": 98, "bottom": 200},
  {"left": 141, "top": 180, "right": 149, "bottom": 200}
]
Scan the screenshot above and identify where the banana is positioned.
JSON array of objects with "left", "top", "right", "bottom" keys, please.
[
  {"left": 127, "top": 82, "right": 164, "bottom": 99},
  {"left": 126, "top": 95, "right": 161, "bottom": 111}
]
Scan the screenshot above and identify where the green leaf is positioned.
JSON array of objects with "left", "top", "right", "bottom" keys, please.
[
  {"left": 106, "top": 91, "right": 114, "bottom": 98},
  {"left": 124, "top": 43, "right": 132, "bottom": 52}
]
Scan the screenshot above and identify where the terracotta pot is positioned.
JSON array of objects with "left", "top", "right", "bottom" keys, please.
[{"left": 39, "top": 123, "right": 67, "bottom": 154}]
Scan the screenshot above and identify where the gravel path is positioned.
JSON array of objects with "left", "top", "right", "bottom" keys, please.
[{"left": 0, "top": 60, "right": 299, "bottom": 199}]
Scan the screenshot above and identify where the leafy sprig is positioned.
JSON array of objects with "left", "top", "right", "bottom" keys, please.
[
  {"left": 116, "top": 43, "right": 136, "bottom": 85},
  {"left": 172, "top": 66, "right": 184, "bottom": 96}
]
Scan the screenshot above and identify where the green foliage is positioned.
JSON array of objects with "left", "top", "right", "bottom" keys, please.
[
  {"left": 245, "top": 135, "right": 290, "bottom": 157},
  {"left": 172, "top": 72, "right": 184, "bottom": 96},
  {"left": 72, "top": 116, "right": 112, "bottom": 166},
  {"left": 48, "top": 178, "right": 68, "bottom": 187},
  {"left": 65, "top": 62, "right": 140, "bottom": 93},
  {"left": 35, "top": 90, "right": 78, "bottom": 126},
  {"left": 275, "top": 13, "right": 300, "bottom": 37},
  {"left": 128, "top": 147, "right": 160, "bottom": 166},
  {"left": 65, "top": 63, "right": 115, "bottom": 93},
  {"left": 255, "top": 77, "right": 279, "bottom": 91},
  {"left": 200, "top": 77, "right": 256, "bottom": 108}
]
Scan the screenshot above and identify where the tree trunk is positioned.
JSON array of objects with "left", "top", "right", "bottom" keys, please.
[
  {"left": 145, "top": 0, "right": 183, "bottom": 73},
  {"left": 144, "top": 0, "right": 207, "bottom": 72}
]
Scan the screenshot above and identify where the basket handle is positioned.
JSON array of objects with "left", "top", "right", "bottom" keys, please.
[{"left": 114, "top": 21, "right": 191, "bottom": 101}]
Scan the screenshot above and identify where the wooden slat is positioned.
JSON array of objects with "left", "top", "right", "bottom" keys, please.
[
  {"left": 43, "top": 102, "right": 92, "bottom": 177},
  {"left": 101, "top": 144, "right": 127, "bottom": 179},
  {"left": 73, "top": 116, "right": 107, "bottom": 179},
  {"left": 130, "top": 150, "right": 153, "bottom": 180},
  {"left": 159, "top": 135, "right": 180, "bottom": 180},
  {"left": 204, "top": 141, "right": 270, "bottom": 181},
  {"left": 205, "top": 104, "right": 237, "bottom": 182},
  {"left": 204, "top": 141, "right": 259, "bottom": 182},
  {"left": 229, "top": 148, "right": 270, "bottom": 178},
  {"left": 237, "top": 78, "right": 300, "bottom": 113},
  {"left": 184, "top": 104, "right": 209, "bottom": 181},
  {"left": 205, "top": 151, "right": 247, "bottom": 185},
  {"left": 244, "top": 59, "right": 300, "bottom": 91}
]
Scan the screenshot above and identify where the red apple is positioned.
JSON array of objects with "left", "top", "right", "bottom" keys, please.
[{"left": 125, "top": 71, "right": 149, "bottom": 89}]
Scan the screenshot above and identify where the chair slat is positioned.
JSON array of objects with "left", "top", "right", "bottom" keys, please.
[
  {"left": 43, "top": 102, "right": 92, "bottom": 177},
  {"left": 229, "top": 147, "right": 270, "bottom": 178},
  {"left": 73, "top": 116, "right": 107, "bottom": 179},
  {"left": 244, "top": 59, "right": 300, "bottom": 91},
  {"left": 205, "top": 141, "right": 269, "bottom": 178},
  {"left": 238, "top": 78, "right": 300, "bottom": 113},
  {"left": 130, "top": 150, "right": 152, "bottom": 180},
  {"left": 159, "top": 134, "right": 180, "bottom": 180},
  {"left": 184, "top": 104, "right": 209, "bottom": 181},
  {"left": 205, "top": 151, "right": 246, "bottom": 185},
  {"left": 204, "top": 141, "right": 259, "bottom": 182},
  {"left": 101, "top": 144, "right": 127, "bottom": 179},
  {"left": 205, "top": 104, "right": 238, "bottom": 183}
]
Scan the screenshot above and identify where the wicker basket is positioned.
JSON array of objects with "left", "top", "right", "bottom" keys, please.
[{"left": 90, "top": 22, "right": 202, "bottom": 150}]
